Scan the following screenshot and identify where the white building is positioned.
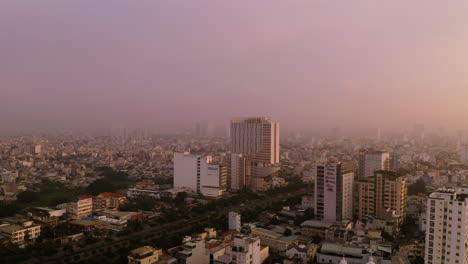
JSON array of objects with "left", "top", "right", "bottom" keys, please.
[
  {"left": 424, "top": 187, "right": 468, "bottom": 264},
  {"left": 229, "top": 211, "right": 241, "bottom": 232},
  {"left": 230, "top": 235, "right": 262, "bottom": 264},
  {"left": 358, "top": 150, "right": 390, "bottom": 179},
  {"left": 174, "top": 152, "right": 227, "bottom": 197},
  {"left": 301, "top": 195, "right": 314, "bottom": 210},
  {"left": 314, "top": 162, "right": 354, "bottom": 222},
  {"left": 231, "top": 117, "right": 279, "bottom": 165},
  {"left": 67, "top": 198, "right": 93, "bottom": 219}
]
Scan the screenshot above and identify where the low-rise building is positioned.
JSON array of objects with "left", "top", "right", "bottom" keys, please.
[
  {"left": 251, "top": 227, "right": 298, "bottom": 255},
  {"left": 67, "top": 197, "right": 93, "bottom": 219},
  {"left": 0, "top": 218, "right": 41, "bottom": 244},
  {"left": 128, "top": 246, "right": 162, "bottom": 264}
]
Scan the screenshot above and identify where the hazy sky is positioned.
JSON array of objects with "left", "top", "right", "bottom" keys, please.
[{"left": 2, "top": 1, "right": 468, "bottom": 132}]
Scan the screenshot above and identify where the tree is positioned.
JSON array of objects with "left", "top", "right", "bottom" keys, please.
[
  {"left": 283, "top": 228, "right": 292, "bottom": 237},
  {"left": 0, "top": 201, "right": 19, "bottom": 217},
  {"left": 17, "top": 191, "right": 40, "bottom": 204},
  {"left": 408, "top": 178, "right": 426, "bottom": 195},
  {"left": 174, "top": 192, "right": 187, "bottom": 205},
  {"left": 381, "top": 230, "right": 395, "bottom": 242},
  {"left": 85, "top": 179, "right": 116, "bottom": 195}
]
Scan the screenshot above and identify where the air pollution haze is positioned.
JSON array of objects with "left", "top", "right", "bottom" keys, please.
[{"left": 1, "top": 1, "right": 468, "bottom": 133}]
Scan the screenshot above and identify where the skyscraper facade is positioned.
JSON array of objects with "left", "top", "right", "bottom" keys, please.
[
  {"left": 314, "top": 162, "right": 355, "bottom": 222},
  {"left": 231, "top": 117, "right": 279, "bottom": 165},
  {"left": 424, "top": 187, "right": 468, "bottom": 264},
  {"left": 358, "top": 149, "right": 390, "bottom": 179}
]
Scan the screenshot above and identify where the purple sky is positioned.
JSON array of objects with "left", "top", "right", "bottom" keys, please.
[{"left": 2, "top": 1, "right": 468, "bottom": 132}]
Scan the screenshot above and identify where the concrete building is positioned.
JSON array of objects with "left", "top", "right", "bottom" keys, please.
[
  {"left": 230, "top": 235, "right": 262, "bottom": 264},
  {"left": 231, "top": 117, "right": 279, "bottom": 165},
  {"left": 175, "top": 239, "right": 210, "bottom": 264},
  {"left": 358, "top": 150, "right": 390, "bottom": 179},
  {"left": 459, "top": 144, "right": 468, "bottom": 162},
  {"left": 301, "top": 195, "right": 314, "bottom": 210},
  {"left": 424, "top": 187, "right": 468, "bottom": 264},
  {"left": 0, "top": 219, "right": 41, "bottom": 244},
  {"left": 316, "top": 242, "right": 389, "bottom": 264},
  {"left": 227, "top": 153, "right": 251, "bottom": 191},
  {"left": 95, "top": 192, "right": 126, "bottom": 210},
  {"left": 229, "top": 211, "right": 241, "bottom": 232},
  {"left": 251, "top": 227, "right": 298, "bottom": 254},
  {"left": 314, "top": 162, "right": 355, "bottom": 222},
  {"left": 128, "top": 246, "right": 162, "bottom": 264},
  {"left": 67, "top": 197, "right": 93, "bottom": 219},
  {"left": 357, "top": 170, "right": 407, "bottom": 220},
  {"left": 211, "top": 234, "right": 268, "bottom": 264},
  {"left": 174, "top": 152, "right": 227, "bottom": 197}
]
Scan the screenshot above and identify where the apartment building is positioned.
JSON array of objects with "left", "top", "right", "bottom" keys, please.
[
  {"left": 357, "top": 170, "right": 407, "bottom": 220},
  {"left": 314, "top": 162, "right": 355, "bottom": 222},
  {"left": 424, "top": 187, "right": 468, "bottom": 264},
  {"left": 358, "top": 149, "right": 390, "bottom": 179}
]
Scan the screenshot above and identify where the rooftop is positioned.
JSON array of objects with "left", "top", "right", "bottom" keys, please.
[
  {"left": 320, "top": 242, "right": 363, "bottom": 257},
  {"left": 130, "top": 246, "right": 156, "bottom": 257},
  {"left": 69, "top": 219, "right": 99, "bottom": 226},
  {"left": 301, "top": 220, "right": 334, "bottom": 229},
  {"left": 251, "top": 227, "right": 282, "bottom": 239}
]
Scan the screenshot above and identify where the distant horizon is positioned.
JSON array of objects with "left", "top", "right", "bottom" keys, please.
[{"left": 2, "top": 1, "right": 468, "bottom": 132}]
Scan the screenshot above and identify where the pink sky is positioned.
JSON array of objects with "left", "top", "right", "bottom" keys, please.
[{"left": 1, "top": 1, "right": 468, "bottom": 132}]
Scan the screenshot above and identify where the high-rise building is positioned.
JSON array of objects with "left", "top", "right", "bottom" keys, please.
[
  {"left": 357, "top": 170, "right": 407, "bottom": 220},
  {"left": 230, "top": 117, "right": 280, "bottom": 191},
  {"left": 459, "top": 144, "right": 468, "bottom": 162},
  {"left": 358, "top": 149, "right": 390, "bottom": 179},
  {"left": 314, "top": 162, "right": 355, "bottom": 222},
  {"left": 231, "top": 117, "right": 279, "bottom": 165},
  {"left": 424, "top": 187, "right": 468, "bottom": 264},
  {"left": 173, "top": 152, "right": 227, "bottom": 197},
  {"left": 229, "top": 211, "right": 241, "bottom": 231},
  {"left": 227, "top": 153, "right": 251, "bottom": 191}
]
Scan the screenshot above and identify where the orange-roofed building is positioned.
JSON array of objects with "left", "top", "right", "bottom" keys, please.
[{"left": 94, "top": 192, "right": 126, "bottom": 210}]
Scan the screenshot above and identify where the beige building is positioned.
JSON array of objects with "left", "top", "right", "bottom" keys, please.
[
  {"left": 357, "top": 170, "right": 406, "bottom": 220},
  {"left": 128, "top": 246, "right": 162, "bottom": 264},
  {"left": 0, "top": 220, "right": 41, "bottom": 244},
  {"left": 67, "top": 197, "right": 93, "bottom": 219}
]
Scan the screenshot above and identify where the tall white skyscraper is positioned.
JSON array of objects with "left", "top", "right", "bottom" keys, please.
[
  {"left": 425, "top": 187, "right": 468, "bottom": 264},
  {"left": 314, "top": 162, "right": 355, "bottom": 222},
  {"left": 358, "top": 149, "right": 390, "bottom": 179},
  {"left": 173, "top": 152, "right": 227, "bottom": 197},
  {"left": 231, "top": 117, "right": 279, "bottom": 165}
]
